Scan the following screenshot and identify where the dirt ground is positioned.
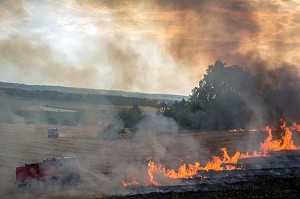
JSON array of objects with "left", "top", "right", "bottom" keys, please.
[{"left": 1, "top": 123, "right": 300, "bottom": 198}]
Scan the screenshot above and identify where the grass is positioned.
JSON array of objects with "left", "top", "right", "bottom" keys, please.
[{"left": 0, "top": 96, "right": 159, "bottom": 126}]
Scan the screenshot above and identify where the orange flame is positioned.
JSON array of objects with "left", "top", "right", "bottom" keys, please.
[
  {"left": 145, "top": 160, "right": 162, "bottom": 186},
  {"left": 229, "top": 128, "right": 246, "bottom": 133},
  {"left": 260, "top": 119, "right": 299, "bottom": 154},
  {"left": 144, "top": 158, "right": 203, "bottom": 186},
  {"left": 291, "top": 122, "right": 300, "bottom": 132},
  {"left": 248, "top": 128, "right": 259, "bottom": 132},
  {"left": 165, "top": 162, "right": 201, "bottom": 179},
  {"left": 145, "top": 147, "right": 253, "bottom": 185},
  {"left": 122, "top": 177, "right": 139, "bottom": 187},
  {"left": 122, "top": 119, "right": 299, "bottom": 187}
]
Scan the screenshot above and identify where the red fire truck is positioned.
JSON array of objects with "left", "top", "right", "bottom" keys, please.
[{"left": 16, "top": 157, "right": 80, "bottom": 189}]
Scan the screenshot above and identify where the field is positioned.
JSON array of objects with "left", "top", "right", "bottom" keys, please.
[
  {"left": 1, "top": 91, "right": 300, "bottom": 198},
  {"left": 0, "top": 95, "right": 160, "bottom": 126},
  {"left": 1, "top": 121, "right": 300, "bottom": 199}
]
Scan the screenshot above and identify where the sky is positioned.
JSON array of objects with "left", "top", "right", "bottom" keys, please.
[{"left": 0, "top": 0, "right": 299, "bottom": 95}]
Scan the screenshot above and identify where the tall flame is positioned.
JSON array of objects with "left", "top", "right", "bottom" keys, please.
[{"left": 260, "top": 119, "right": 299, "bottom": 154}]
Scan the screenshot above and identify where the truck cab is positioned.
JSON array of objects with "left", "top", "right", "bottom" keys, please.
[{"left": 16, "top": 157, "right": 80, "bottom": 189}]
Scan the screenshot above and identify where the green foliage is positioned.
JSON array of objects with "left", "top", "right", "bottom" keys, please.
[
  {"left": 73, "top": 110, "right": 83, "bottom": 125},
  {"left": 118, "top": 105, "right": 142, "bottom": 128},
  {"left": 1, "top": 87, "right": 162, "bottom": 107},
  {"left": 164, "top": 60, "right": 255, "bottom": 130},
  {"left": 48, "top": 117, "right": 58, "bottom": 125}
]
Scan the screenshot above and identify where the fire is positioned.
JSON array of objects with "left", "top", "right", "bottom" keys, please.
[
  {"left": 280, "top": 119, "right": 299, "bottom": 150},
  {"left": 140, "top": 148, "right": 263, "bottom": 186},
  {"left": 248, "top": 128, "right": 259, "bottom": 132},
  {"left": 122, "top": 119, "right": 299, "bottom": 187},
  {"left": 201, "top": 155, "right": 223, "bottom": 171},
  {"left": 222, "top": 147, "right": 240, "bottom": 164},
  {"left": 201, "top": 148, "right": 241, "bottom": 171},
  {"left": 229, "top": 128, "right": 246, "bottom": 133},
  {"left": 228, "top": 127, "right": 275, "bottom": 133},
  {"left": 165, "top": 162, "right": 201, "bottom": 179},
  {"left": 201, "top": 148, "right": 264, "bottom": 171},
  {"left": 260, "top": 119, "right": 299, "bottom": 154},
  {"left": 145, "top": 160, "right": 162, "bottom": 186},
  {"left": 144, "top": 158, "right": 203, "bottom": 186},
  {"left": 291, "top": 122, "right": 300, "bottom": 132},
  {"left": 122, "top": 177, "right": 139, "bottom": 187}
]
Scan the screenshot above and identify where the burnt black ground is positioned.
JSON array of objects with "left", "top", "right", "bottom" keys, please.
[
  {"left": 107, "top": 167, "right": 300, "bottom": 199},
  {"left": 107, "top": 177, "right": 300, "bottom": 199}
]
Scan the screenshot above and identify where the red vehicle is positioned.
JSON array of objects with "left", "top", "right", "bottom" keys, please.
[{"left": 16, "top": 157, "right": 80, "bottom": 189}]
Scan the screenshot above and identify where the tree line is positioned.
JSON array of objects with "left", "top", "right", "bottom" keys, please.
[
  {"left": 163, "top": 60, "right": 300, "bottom": 130},
  {"left": 1, "top": 88, "right": 162, "bottom": 107}
]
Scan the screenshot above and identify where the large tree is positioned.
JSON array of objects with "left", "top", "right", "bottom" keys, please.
[{"left": 165, "top": 61, "right": 257, "bottom": 130}]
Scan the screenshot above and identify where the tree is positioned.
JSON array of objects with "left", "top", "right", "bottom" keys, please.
[
  {"left": 118, "top": 105, "right": 142, "bottom": 128},
  {"left": 164, "top": 60, "right": 255, "bottom": 130},
  {"left": 74, "top": 110, "right": 83, "bottom": 125}
]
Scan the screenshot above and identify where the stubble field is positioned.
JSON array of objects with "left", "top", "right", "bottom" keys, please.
[{"left": 1, "top": 123, "right": 300, "bottom": 199}]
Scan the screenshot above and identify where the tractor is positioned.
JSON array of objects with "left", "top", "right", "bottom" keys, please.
[{"left": 47, "top": 127, "right": 59, "bottom": 138}]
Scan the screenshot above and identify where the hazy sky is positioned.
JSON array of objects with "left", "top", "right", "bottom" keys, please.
[{"left": 0, "top": 0, "right": 299, "bottom": 95}]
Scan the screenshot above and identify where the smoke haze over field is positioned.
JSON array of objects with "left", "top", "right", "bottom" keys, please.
[{"left": 0, "top": 0, "right": 299, "bottom": 95}]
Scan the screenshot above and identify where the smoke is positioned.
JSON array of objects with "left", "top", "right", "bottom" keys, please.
[
  {"left": 0, "top": 0, "right": 299, "bottom": 197},
  {"left": 0, "top": 0, "right": 27, "bottom": 29},
  {"left": 0, "top": 36, "right": 101, "bottom": 89},
  {"left": 134, "top": 112, "right": 179, "bottom": 161},
  {"left": 107, "top": 112, "right": 209, "bottom": 189},
  {"left": 99, "top": 116, "right": 124, "bottom": 140},
  {"left": 151, "top": 0, "right": 259, "bottom": 65},
  {"left": 149, "top": 0, "right": 300, "bottom": 90},
  {"left": 242, "top": 60, "right": 300, "bottom": 127},
  {"left": 1, "top": 0, "right": 298, "bottom": 95}
]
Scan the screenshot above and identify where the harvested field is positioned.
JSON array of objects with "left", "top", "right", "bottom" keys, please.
[{"left": 0, "top": 123, "right": 300, "bottom": 198}]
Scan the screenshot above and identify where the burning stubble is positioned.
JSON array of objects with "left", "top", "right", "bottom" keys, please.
[
  {"left": 0, "top": 0, "right": 300, "bottom": 196},
  {"left": 110, "top": 112, "right": 210, "bottom": 187}
]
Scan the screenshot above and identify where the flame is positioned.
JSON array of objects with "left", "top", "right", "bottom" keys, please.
[
  {"left": 228, "top": 127, "right": 275, "bottom": 133},
  {"left": 122, "top": 177, "right": 139, "bottom": 187},
  {"left": 248, "top": 128, "right": 259, "bottom": 132},
  {"left": 144, "top": 158, "right": 202, "bottom": 186},
  {"left": 144, "top": 147, "right": 260, "bottom": 186},
  {"left": 201, "top": 148, "right": 263, "bottom": 171},
  {"left": 165, "top": 162, "right": 201, "bottom": 179},
  {"left": 145, "top": 159, "right": 162, "bottom": 186},
  {"left": 291, "top": 122, "right": 300, "bottom": 132},
  {"left": 260, "top": 119, "right": 299, "bottom": 154},
  {"left": 229, "top": 128, "right": 246, "bottom": 133},
  {"left": 122, "top": 119, "right": 299, "bottom": 187}
]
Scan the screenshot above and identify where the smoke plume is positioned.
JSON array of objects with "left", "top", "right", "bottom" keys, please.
[{"left": 0, "top": 0, "right": 298, "bottom": 94}]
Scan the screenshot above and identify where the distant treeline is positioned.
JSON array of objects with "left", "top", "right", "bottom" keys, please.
[
  {"left": 0, "top": 88, "right": 164, "bottom": 107},
  {"left": 164, "top": 60, "right": 300, "bottom": 130},
  {"left": 0, "top": 81, "right": 185, "bottom": 101}
]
